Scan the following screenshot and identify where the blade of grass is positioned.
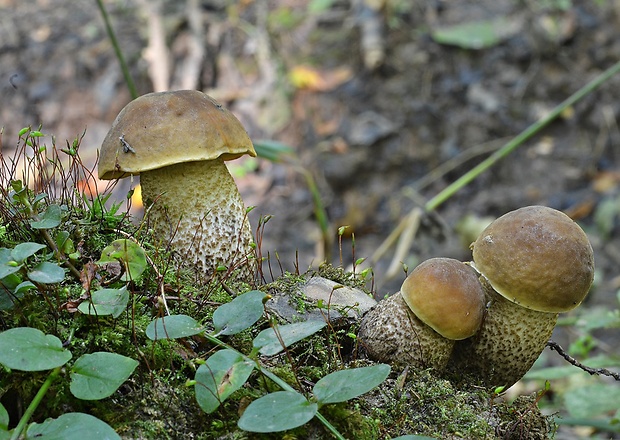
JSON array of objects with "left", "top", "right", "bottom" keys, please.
[
  {"left": 425, "top": 58, "right": 620, "bottom": 212},
  {"left": 95, "top": 0, "right": 138, "bottom": 99}
]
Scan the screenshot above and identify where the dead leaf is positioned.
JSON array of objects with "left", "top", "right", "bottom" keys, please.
[{"left": 289, "top": 65, "right": 353, "bottom": 92}]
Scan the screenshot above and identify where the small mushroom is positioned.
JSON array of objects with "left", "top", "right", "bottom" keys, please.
[
  {"left": 448, "top": 206, "right": 595, "bottom": 389},
  {"left": 358, "top": 258, "right": 486, "bottom": 372},
  {"left": 98, "top": 90, "right": 257, "bottom": 282}
]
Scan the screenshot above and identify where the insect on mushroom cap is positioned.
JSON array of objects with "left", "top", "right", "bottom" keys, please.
[
  {"left": 472, "top": 205, "right": 595, "bottom": 313},
  {"left": 401, "top": 257, "right": 486, "bottom": 340},
  {"left": 98, "top": 90, "right": 256, "bottom": 180}
]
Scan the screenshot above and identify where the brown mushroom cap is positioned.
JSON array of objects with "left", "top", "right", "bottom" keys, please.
[
  {"left": 98, "top": 90, "right": 256, "bottom": 180},
  {"left": 401, "top": 258, "right": 486, "bottom": 340},
  {"left": 472, "top": 205, "right": 594, "bottom": 313}
]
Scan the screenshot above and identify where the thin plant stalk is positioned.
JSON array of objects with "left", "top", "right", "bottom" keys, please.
[
  {"left": 425, "top": 58, "right": 620, "bottom": 212},
  {"left": 95, "top": 0, "right": 138, "bottom": 99},
  {"left": 10, "top": 367, "right": 62, "bottom": 440}
]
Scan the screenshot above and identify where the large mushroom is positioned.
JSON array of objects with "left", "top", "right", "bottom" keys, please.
[
  {"left": 358, "top": 258, "right": 486, "bottom": 372},
  {"left": 98, "top": 90, "right": 257, "bottom": 282},
  {"left": 448, "top": 206, "right": 595, "bottom": 389}
]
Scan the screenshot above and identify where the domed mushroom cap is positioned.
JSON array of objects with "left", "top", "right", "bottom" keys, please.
[
  {"left": 98, "top": 90, "right": 256, "bottom": 180},
  {"left": 401, "top": 258, "right": 486, "bottom": 340},
  {"left": 472, "top": 205, "right": 594, "bottom": 313}
]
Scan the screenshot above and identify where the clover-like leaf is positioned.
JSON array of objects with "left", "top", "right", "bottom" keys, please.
[
  {"left": 30, "top": 204, "right": 62, "bottom": 229},
  {"left": 313, "top": 364, "right": 391, "bottom": 405},
  {"left": 0, "top": 259, "right": 21, "bottom": 280},
  {"left": 26, "top": 412, "right": 121, "bottom": 440},
  {"left": 28, "top": 261, "right": 65, "bottom": 284},
  {"left": 98, "top": 239, "right": 147, "bottom": 281},
  {"left": 78, "top": 286, "right": 129, "bottom": 318},
  {"left": 213, "top": 290, "right": 266, "bottom": 336},
  {"left": 70, "top": 352, "right": 139, "bottom": 400},
  {"left": 253, "top": 320, "right": 327, "bottom": 356},
  {"left": 194, "top": 349, "right": 255, "bottom": 413},
  {"left": 237, "top": 391, "right": 317, "bottom": 433},
  {"left": 146, "top": 314, "right": 203, "bottom": 340},
  {"left": 0, "top": 327, "right": 71, "bottom": 371},
  {"left": 11, "top": 242, "right": 46, "bottom": 263}
]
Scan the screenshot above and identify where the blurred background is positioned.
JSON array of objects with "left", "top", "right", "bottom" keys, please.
[{"left": 1, "top": 0, "right": 619, "bottom": 437}]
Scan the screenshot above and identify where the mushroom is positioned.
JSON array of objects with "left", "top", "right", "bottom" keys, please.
[
  {"left": 358, "top": 258, "right": 486, "bottom": 372},
  {"left": 448, "top": 206, "right": 595, "bottom": 389},
  {"left": 98, "top": 90, "right": 257, "bottom": 282}
]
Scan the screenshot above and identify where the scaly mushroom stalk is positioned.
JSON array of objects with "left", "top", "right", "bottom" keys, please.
[
  {"left": 140, "top": 159, "right": 254, "bottom": 281},
  {"left": 448, "top": 277, "right": 558, "bottom": 388}
]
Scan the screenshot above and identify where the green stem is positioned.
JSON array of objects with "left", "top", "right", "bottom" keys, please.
[
  {"left": 95, "top": 0, "right": 138, "bottom": 99},
  {"left": 204, "top": 334, "right": 346, "bottom": 440},
  {"left": 425, "top": 58, "right": 620, "bottom": 212},
  {"left": 10, "top": 367, "right": 63, "bottom": 440}
]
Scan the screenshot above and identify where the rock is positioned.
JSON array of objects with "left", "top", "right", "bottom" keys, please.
[{"left": 265, "top": 276, "right": 376, "bottom": 326}]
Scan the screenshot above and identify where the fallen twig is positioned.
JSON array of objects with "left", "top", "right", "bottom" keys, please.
[{"left": 547, "top": 339, "right": 620, "bottom": 381}]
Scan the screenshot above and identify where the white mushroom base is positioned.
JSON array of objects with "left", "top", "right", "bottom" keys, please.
[{"left": 140, "top": 158, "right": 255, "bottom": 282}]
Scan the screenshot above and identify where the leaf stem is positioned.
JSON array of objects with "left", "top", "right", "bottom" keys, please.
[
  {"left": 425, "top": 58, "right": 620, "bottom": 212},
  {"left": 10, "top": 367, "right": 62, "bottom": 440}
]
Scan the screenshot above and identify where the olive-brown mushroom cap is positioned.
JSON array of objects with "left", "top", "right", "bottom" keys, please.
[
  {"left": 401, "top": 258, "right": 486, "bottom": 340},
  {"left": 472, "top": 205, "right": 594, "bottom": 313},
  {"left": 98, "top": 90, "right": 256, "bottom": 180}
]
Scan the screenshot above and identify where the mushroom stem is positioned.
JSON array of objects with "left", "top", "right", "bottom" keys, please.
[
  {"left": 358, "top": 292, "right": 454, "bottom": 372},
  {"left": 447, "top": 279, "right": 557, "bottom": 389},
  {"left": 140, "top": 158, "right": 255, "bottom": 282}
]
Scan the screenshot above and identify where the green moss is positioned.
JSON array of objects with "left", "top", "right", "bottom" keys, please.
[{"left": 0, "top": 142, "right": 553, "bottom": 440}]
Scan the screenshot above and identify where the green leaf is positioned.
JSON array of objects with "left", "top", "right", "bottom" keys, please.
[
  {"left": 0, "top": 327, "right": 72, "bottom": 371},
  {"left": 564, "top": 382, "right": 620, "bottom": 419},
  {"left": 0, "top": 248, "right": 13, "bottom": 264},
  {"left": 0, "top": 275, "right": 24, "bottom": 311},
  {"left": 98, "top": 239, "right": 147, "bottom": 281},
  {"left": 313, "top": 364, "right": 391, "bottom": 404},
  {"left": 14, "top": 280, "right": 36, "bottom": 294},
  {"left": 70, "top": 352, "right": 139, "bottom": 400},
  {"left": 145, "top": 314, "right": 203, "bottom": 340},
  {"left": 78, "top": 286, "right": 129, "bottom": 318},
  {"left": 253, "top": 320, "right": 327, "bottom": 356},
  {"left": 0, "top": 402, "right": 8, "bottom": 431},
  {"left": 55, "top": 230, "right": 76, "bottom": 254},
  {"left": 30, "top": 204, "right": 62, "bottom": 229},
  {"left": 238, "top": 391, "right": 317, "bottom": 433},
  {"left": 213, "top": 290, "right": 266, "bottom": 336},
  {"left": 431, "top": 17, "right": 515, "bottom": 49},
  {"left": 194, "top": 349, "right": 255, "bottom": 413},
  {"left": 0, "top": 260, "right": 21, "bottom": 280},
  {"left": 11, "top": 242, "right": 46, "bottom": 263},
  {"left": 28, "top": 261, "right": 65, "bottom": 284},
  {"left": 26, "top": 412, "right": 121, "bottom": 439},
  {"left": 253, "top": 139, "right": 295, "bottom": 163}
]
